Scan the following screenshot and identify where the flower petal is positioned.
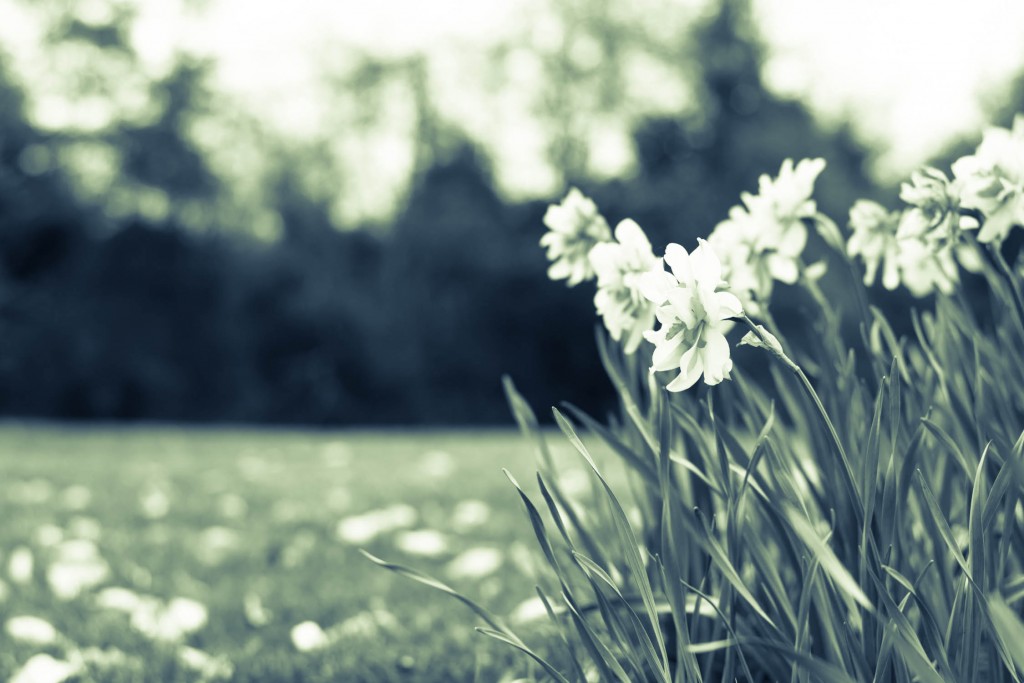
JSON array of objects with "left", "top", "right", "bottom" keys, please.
[
  {"left": 664, "top": 243, "right": 693, "bottom": 283},
  {"left": 702, "top": 332, "right": 731, "bottom": 384},
  {"left": 665, "top": 346, "right": 702, "bottom": 392},
  {"left": 690, "top": 239, "right": 722, "bottom": 287}
]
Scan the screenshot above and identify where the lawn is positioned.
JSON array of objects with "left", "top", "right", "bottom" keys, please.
[{"left": 0, "top": 423, "right": 619, "bottom": 682}]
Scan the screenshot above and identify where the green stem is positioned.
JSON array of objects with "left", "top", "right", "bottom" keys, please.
[{"left": 741, "top": 316, "right": 865, "bottom": 525}]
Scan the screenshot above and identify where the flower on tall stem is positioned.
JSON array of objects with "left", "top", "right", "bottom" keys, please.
[
  {"left": 951, "top": 114, "right": 1024, "bottom": 243},
  {"left": 708, "top": 158, "right": 826, "bottom": 313},
  {"left": 847, "top": 199, "right": 901, "bottom": 290},
  {"left": 846, "top": 197, "right": 959, "bottom": 297},
  {"left": 540, "top": 188, "right": 612, "bottom": 286},
  {"left": 639, "top": 239, "right": 744, "bottom": 392},
  {"left": 588, "top": 219, "right": 661, "bottom": 354}
]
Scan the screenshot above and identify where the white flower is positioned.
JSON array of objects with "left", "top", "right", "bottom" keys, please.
[
  {"left": 895, "top": 237, "right": 959, "bottom": 298},
  {"left": 847, "top": 198, "right": 959, "bottom": 297},
  {"left": 540, "top": 188, "right": 612, "bottom": 286},
  {"left": 587, "top": 219, "right": 661, "bottom": 353},
  {"left": 898, "top": 167, "right": 961, "bottom": 248},
  {"left": 708, "top": 158, "right": 825, "bottom": 312},
  {"left": 747, "top": 157, "right": 827, "bottom": 223},
  {"left": 639, "top": 240, "right": 744, "bottom": 392},
  {"left": 847, "top": 199, "right": 901, "bottom": 289},
  {"left": 951, "top": 114, "right": 1024, "bottom": 243}
]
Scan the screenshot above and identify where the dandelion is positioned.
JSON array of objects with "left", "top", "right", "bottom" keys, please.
[
  {"left": 847, "top": 199, "right": 901, "bottom": 289},
  {"left": 639, "top": 239, "right": 744, "bottom": 391},
  {"left": 951, "top": 114, "right": 1024, "bottom": 243},
  {"left": 708, "top": 158, "right": 826, "bottom": 311},
  {"left": 588, "top": 218, "right": 661, "bottom": 353},
  {"left": 540, "top": 187, "right": 612, "bottom": 286}
]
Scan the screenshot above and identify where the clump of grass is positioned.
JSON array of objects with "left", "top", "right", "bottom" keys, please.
[{"left": 371, "top": 123, "right": 1024, "bottom": 681}]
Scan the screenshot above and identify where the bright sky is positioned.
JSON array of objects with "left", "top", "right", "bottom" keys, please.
[{"left": 2, "top": 0, "right": 1024, "bottom": 223}]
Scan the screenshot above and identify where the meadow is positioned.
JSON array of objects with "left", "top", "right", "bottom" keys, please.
[{"left": 0, "top": 424, "right": 618, "bottom": 682}]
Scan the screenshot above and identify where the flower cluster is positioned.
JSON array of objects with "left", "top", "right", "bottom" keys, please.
[
  {"left": 846, "top": 196, "right": 959, "bottom": 297},
  {"left": 846, "top": 115, "right": 1024, "bottom": 297},
  {"left": 708, "top": 158, "right": 826, "bottom": 313},
  {"left": 952, "top": 114, "right": 1024, "bottom": 243},
  {"left": 588, "top": 219, "right": 661, "bottom": 354},
  {"left": 540, "top": 188, "right": 612, "bottom": 286},
  {"left": 541, "top": 187, "right": 747, "bottom": 391}
]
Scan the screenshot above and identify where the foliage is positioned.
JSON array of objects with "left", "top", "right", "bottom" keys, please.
[{"left": 373, "top": 121, "right": 1024, "bottom": 681}]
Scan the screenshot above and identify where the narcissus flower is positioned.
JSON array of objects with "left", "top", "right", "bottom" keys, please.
[
  {"left": 708, "top": 158, "right": 826, "bottom": 312},
  {"left": 639, "top": 240, "right": 744, "bottom": 392},
  {"left": 847, "top": 197, "right": 959, "bottom": 297},
  {"left": 588, "top": 219, "right": 661, "bottom": 354},
  {"left": 847, "top": 199, "right": 901, "bottom": 289},
  {"left": 894, "top": 238, "right": 958, "bottom": 298},
  {"left": 951, "top": 114, "right": 1024, "bottom": 243},
  {"left": 898, "top": 167, "right": 961, "bottom": 248},
  {"left": 540, "top": 188, "right": 612, "bottom": 286}
]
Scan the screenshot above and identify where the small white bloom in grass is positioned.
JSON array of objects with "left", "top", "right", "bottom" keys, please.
[
  {"left": 9, "top": 654, "right": 81, "bottom": 683},
  {"left": 96, "top": 586, "right": 144, "bottom": 613},
  {"left": 708, "top": 158, "right": 825, "bottom": 310},
  {"left": 510, "top": 596, "right": 548, "bottom": 623},
  {"left": 451, "top": 499, "right": 491, "bottom": 531},
  {"left": 336, "top": 504, "right": 418, "bottom": 544},
  {"left": 67, "top": 516, "right": 102, "bottom": 541},
  {"left": 34, "top": 524, "right": 64, "bottom": 548},
  {"left": 541, "top": 187, "right": 612, "bottom": 286},
  {"left": 6, "top": 615, "right": 60, "bottom": 646},
  {"left": 139, "top": 487, "right": 171, "bottom": 520},
  {"left": 291, "top": 621, "right": 330, "bottom": 652},
  {"left": 243, "top": 592, "right": 272, "bottom": 628},
  {"left": 196, "top": 526, "right": 242, "bottom": 567},
  {"left": 420, "top": 449, "right": 455, "bottom": 479},
  {"left": 47, "top": 539, "right": 110, "bottom": 601},
  {"left": 952, "top": 114, "right": 1024, "bottom": 243},
  {"left": 445, "top": 547, "right": 503, "bottom": 580},
  {"left": 394, "top": 529, "right": 450, "bottom": 558},
  {"left": 131, "top": 596, "right": 208, "bottom": 642},
  {"left": 59, "top": 485, "right": 92, "bottom": 511},
  {"left": 178, "top": 647, "right": 234, "bottom": 680},
  {"left": 847, "top": 199, "right": 901, "bottom": 289},
  {"left": 639, "top": 240, "right": 744, "bottom": 392},
  {"left": 330, "top": 608, "right": 399, "bottom": 639},
  {"left": 9, "top": 546, "right": 34, "bottom": 585},
  {"left": 588, "top": 219, "right": 661, "bottom": 353}
]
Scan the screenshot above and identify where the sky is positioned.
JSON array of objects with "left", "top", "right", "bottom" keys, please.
[{"left": 2, "top": 0, "right": 1024, "bottom": 223}]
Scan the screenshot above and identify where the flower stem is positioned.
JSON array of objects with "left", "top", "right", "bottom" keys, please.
[{"left": 741, "top": 315, "right": 865, "bottom": 524}]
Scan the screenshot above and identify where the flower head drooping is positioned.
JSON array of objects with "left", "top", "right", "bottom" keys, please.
[
  {"left": 951, "top": 114, "right": 1024, "bottom": 243},
  {"left": 639, "top": 239, "right": 744, "bottom": 392},
  {"left": 847, "top": 197, "right": 959, "bottom": 297},
  {"left": 588, "top": 219, "right": 661, "bottom": 354},
  {"left": 540, "top": 188, "right": 612, "bottom": 286},
  {"left": 708, "top": 158, "right": 826, "bottom": 313},
  {"left": 898, "top": 167, "right": 962, "bottom": 248},
  {"left": 847, "top": 200, "right": 902, "bottom": 290}
]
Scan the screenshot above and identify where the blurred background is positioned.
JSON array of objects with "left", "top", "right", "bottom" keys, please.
[{"left": 1, "top": 0, "right": 1024, "bottom": 426}]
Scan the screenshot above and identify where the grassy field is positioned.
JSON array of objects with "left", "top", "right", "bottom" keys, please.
[{"left": 0, "top": 423, "right": 621, "bottom": 682}]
